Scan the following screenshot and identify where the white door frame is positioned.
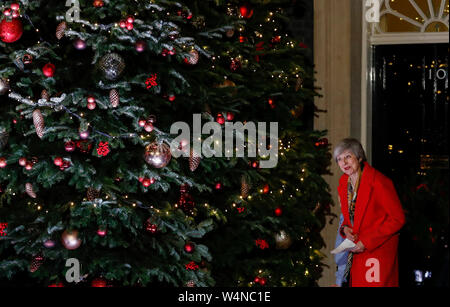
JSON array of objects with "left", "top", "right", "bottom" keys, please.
[{"left": 361, "top": 0, "right": 449, "bottom": 163}]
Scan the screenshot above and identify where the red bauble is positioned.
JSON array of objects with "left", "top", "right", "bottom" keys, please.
[
  {"left": 135, "top": 40, "right": 146, "bottom": 52},
  {"left": 215, "top": 182, "right": 222, "bottom": 190},
  {"left": 138, "top": 119, "right": 146, "bottom": 127},
  {"left": 168, "top": 95, "right": 176, "bottom": 102},
  {"left": 91, "top": 278, "right": 107, "bottom": 287},
  {"left": 0, "top": 18, "right": 23, "bottom": 43},
  {"left": 119, "top": 20, "right": 127, "bottom": 28},
  {"left": 126, "top": 23, "right": 133, "bottom": 30},
  {"left": 54, "top": 157, "right": 63, "bottom": 167},
  {"left": 239, "top": 4, "right": 254, "bottom": 19},
  {"left": 184, "top": 242, "right": 195, "bottom": 253},
  {"left": 216, "top": 113, "right": 225, "bottom": 125},
  {"left": 10, "top": 3, "right": 20, "bottom": 11},
  {"left": 18, "top": 157, "right": 27, "bottom": 166},
  {"left": 142, "top": 178, "right": 151, "bottom": 187},
  {"left": 259, "top": 277, "right": 267, "bottom": 285},
  {"left": 93, "top": 0, "right": 104, "bottom": 7},
  {"left": 25, "top": 162, "right": 33, "bottom": 170},
  {"left": 64, "top": 141, "right": 76, "bottom": 152},
  {"left": 226, "top": 112, "right": 234, "bottom": 121},
  {"left": 274, "top": 207, "right": 283, "bottom": 216},
  {"left": 42, "top": 63, "right": 56, "bottom": 78},
  {"left": 87, "top": 101, "right": 96, "bottom": 110},
  {"left": 0, "top": 157, "right": 7, "bottom": 168},
  {"left": 144, "top": 122, "right": 154, "bottom": 132},
  {"left": 97, "top": 229, "right": 107, "bottom": 237},
  {"left": 127, "top": 16, "right": 135, "bottom": 24},
  {"left": 262, "top": 184, "right": 269, "bottom": 194}
]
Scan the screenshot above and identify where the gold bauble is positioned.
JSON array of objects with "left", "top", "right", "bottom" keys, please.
[{"left": 275, "top": 230, "right": 292, "bottom": 250}]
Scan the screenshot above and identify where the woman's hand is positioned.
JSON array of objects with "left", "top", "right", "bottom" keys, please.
[
  {"left": 343, "top": 226, "right": 356, "bottom": 241},
  {"left": 351, "top": 240, "right": 366, "bottom": 253}
]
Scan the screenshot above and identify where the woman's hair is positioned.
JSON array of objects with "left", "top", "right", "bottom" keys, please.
[{"left": 333, "top": 138, "right": 367, "bottom": 163}]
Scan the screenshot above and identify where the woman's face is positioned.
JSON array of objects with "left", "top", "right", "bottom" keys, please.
[{"left": 336, "top": 149, "right": 362, "bottom": 178}]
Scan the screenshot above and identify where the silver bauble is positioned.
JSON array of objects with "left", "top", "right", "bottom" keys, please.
[
  {"left": 98, "top": 53, "right": 125, "bottom": 80},
  {"left": 144, "top": 142, "right": 172, "bottom": 168}
]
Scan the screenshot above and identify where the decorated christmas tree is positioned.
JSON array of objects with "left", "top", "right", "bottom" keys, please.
[{"left": 0, "top": 0, "right": 332, "bottom": 287}]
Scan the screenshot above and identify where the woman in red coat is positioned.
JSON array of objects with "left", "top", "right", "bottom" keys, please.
[{"left": 334, "top": 138, "right": 406, "bottom": 287}]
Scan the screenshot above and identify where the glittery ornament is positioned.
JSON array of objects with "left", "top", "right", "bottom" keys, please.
[
  {"left": 0, "top": 78, "right": 10, "bottom": 95},
  {"left": 61, "top": 229, "right": 82, "bottom": 250},
  {"left": 109, "top": 89, "right": 119, "bottom": 108},
  {"left": 56, "top": 21, "right": 67, "bottom": 40},
  {"left": 32, "top": 109, "right": 45, "bottom": 138},
  {"left": 144, "top": 142, "right": 172, "bottom": 168},
  {"left": 184, "top": 49, "right": 199, "bottom": 65},
  {"left": 0, "top": 18, "right": 23, "bottom": 43},
  {"left": 98, "top": 53, "right": 125, "bottom": 80}
]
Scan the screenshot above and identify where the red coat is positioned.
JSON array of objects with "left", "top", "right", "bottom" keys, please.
[{"left": 338, "top": 162, "right": 405, "bottom": 287}]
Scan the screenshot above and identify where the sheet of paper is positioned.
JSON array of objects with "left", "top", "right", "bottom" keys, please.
[{"left": 331, "top": 238, "right": 356, "bottom": 254}]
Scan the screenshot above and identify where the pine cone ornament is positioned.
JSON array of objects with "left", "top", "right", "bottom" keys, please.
[
  {"left": 241, "top": 175, "right": 250, "bottom": 198},
  {"left": 295, "top": 77, "right": 303, "bottom": 92},
  {"left": 189, "top": 149, "right": 201, "bottom": 172},
  {"left": 109, "top": 89, "right": 119, "bottom": 108},
  {"left": 41, "top": 89, "right": 49, "bottom": 101},
  {"left": 32, "top": 109, "right": 45, "bottom": 139},
  {"left": 56, "top": 21, "right": 67, "bottom": 40},
  {"left": 25, "top": 183, "right": 37, "bottom": 198},
  {"left": 30, "top": 253, "right": 44, "bottom": 273},
  {"left": 87, "top": 187, "right": 100, "bottom": 201}
]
